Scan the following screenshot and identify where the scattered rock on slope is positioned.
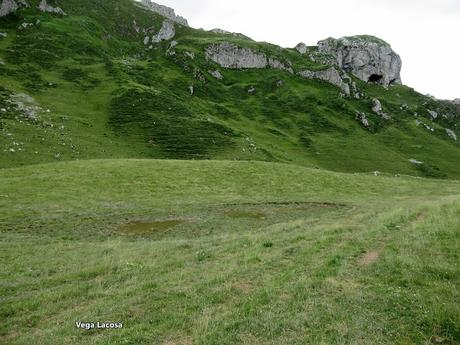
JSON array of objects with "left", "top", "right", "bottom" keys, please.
[
  {"left": 318, "top": 35, "right": 402, "bottom": 87},
  {"left": 298, "top": 68, "right": 350, "bottom": 96},
  {"left": 209, "top": 70, "right": 224, "bottom": 80},
  {"left": 38, "top": 0, "right": 66, "bottom": 15},
  {"left": 409, "top": 158, "right": 423, "bottom": 165},
  {"left": 0, "top": 0, "right": 28, "bottom": 17},
  {"left": 446, "top": 128, "right": 457, "bottom": 141},
  {"left": 372, "top": 99, "right": 391, "bottom": 119},
  {"left": 428, "top": 109, "right": 438, "bottom": 119},
  {"left": 356, "top": 111, "right": 370, "bottom": 129},
  {"left": 152, "top": 20, "right": 175, "bottom": 43},
  {"left": 141, "top": 0, "right": 188, "bottom": 26}
]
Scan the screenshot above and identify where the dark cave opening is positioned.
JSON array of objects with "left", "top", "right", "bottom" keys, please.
[{"left": 368, "top": 74, "right": 383, "bottom": 83}]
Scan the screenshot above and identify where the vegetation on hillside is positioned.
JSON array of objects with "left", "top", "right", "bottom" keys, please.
[{"left": 0, "top": 0, "right": 458, "bottom": 177}]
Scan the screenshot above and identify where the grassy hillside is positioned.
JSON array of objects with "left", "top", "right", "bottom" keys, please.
[
  {"left": 1, "top": 1, "right": 459, "bottom": 344},
  {"left": 0, "top": 0, "right": 459, "bottom": 177},
  {"left": 1, "top": 159, "right": 459, "bottom": 344}
]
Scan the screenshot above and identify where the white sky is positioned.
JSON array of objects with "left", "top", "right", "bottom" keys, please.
[{"left": 152, "top": 0, "right": 460, "bottom": 100}]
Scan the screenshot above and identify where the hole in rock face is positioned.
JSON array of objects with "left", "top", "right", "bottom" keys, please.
[
  {"left": 368, "top": 74, "right": 383, "bottom": 83},
  {"left": 389, "top": 78, "right": 398, "bottom": 85}
]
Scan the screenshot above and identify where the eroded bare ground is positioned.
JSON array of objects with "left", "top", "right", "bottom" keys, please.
[
  {"left": 357, "top": 211, "right": 428, "bottom": 267},
  {"left": 116, "top": 201, "right": 350, "bottom": 237},
  {"left": 359, "top": 250, "right": 380, "bottom": 266}
]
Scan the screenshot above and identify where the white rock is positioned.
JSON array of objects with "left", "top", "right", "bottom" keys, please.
[
  {"left": 446, "top": 129, "right": 457, "bottom": 141},
  {"left": 205, "top": 42, "right": 268, "bottom": 69},
  {"left": 133, "top": 20, "right": 140, "bottom": 33},
  {"left": 143, "top": 36, "right": 150, "bottom": 45},
  {"left": 409, "top": 158, "right": 423, "bottom": 165},
  {"left": 185, "top": 51, "right": 195, "bottom": 59},
  {"left": 140, "top": 0, "right": 188, "bottom": 26},
  {"left": 0, "top": 0, "right": 18, "bottom": 17},
  {"left": 298, "top": 68, "right": 350, "bottom": 96},
  {"left": 295, "top": 43, "right": 308, "bottom": 54},
  {"left": 372, "top": 98, "right": 391, "bottom": 120},
  {"left": 209, "top": 70, "right": 223, "bottom": 80},
  {"left": 356, "top": 111, "right": 370, "bottom": 129},
  {"left": 38, "top": 0, "right": 66, "bottom": 15},
  {"left": 152, "top": 20, "right": 175, "bottom": 43},
  {"left": 318, "top": 35, "right": 402, "bottom": 87},
  {"left": 18, "top": 22, "right": 33, "bottom": 30},
  {"left": 0, "top": 32, "right": 7, "bottom": 38},
  {"left": 428, "top": 110, "right": 438, "bottom": 119},
  {"left": 205, "top": 42, "right": 293, "bottom": 75},
  {"left": 268, "top": 58, "right": 293, "bottom": 74},
  {"left": 210, "top": 28, "right": 248, "bottom": 39},
  {"left": 248, "top": 86, "right": 256, "bottom": 94},
  {"left": 10, "top": 93, "right": 41, "bottom": 119},
  {"left": 188, "top": 85, "right": 194, "bottom": 95}
]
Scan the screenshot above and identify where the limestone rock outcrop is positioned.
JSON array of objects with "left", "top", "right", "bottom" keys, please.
[
  {"left": 141, "top": 0, "right": 188, "bottom": 26},
  {"left": 205, "top": 42, "right": 292, "bottom": 73},
  {"left": 152, "top": 20, "right": 175, "bottom": 43},
  {"left": 318, "top": 35, "right": 402, "bottom": 87},
  {"left": 210, "top": 29, "right": 249, "bottom": 39},
  {"left": 209, "top": 70, "right": 224, "bottom": 80},
  {"left": 295, "top": 43, "right": 308, "bottom": 54},
  {"left": 298, "top": 68, "right": 350, "bottom": 96},
  {"left": 38, "top": 0, "right": 66, "bottom": 15},
  {"left": 372, "top": 99, "right": 391, "bottom": 119},
  {"left": 446, "top": 129, "right": 457, "bottom": 141},
  {"left": 0, "top": 0, "right": 28, "bottom": 17},
  {"left": 205, "top": 43, "right": 268, "bottom": 69},
  {"left": 356, "top": 111, "right": 370, "bottom": 129}
]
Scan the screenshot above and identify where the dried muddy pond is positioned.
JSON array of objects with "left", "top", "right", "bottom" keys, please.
[{"left": 119, "top": 220, "right": 184, "bottom": 235}]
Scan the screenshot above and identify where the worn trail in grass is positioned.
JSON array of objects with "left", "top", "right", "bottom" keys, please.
[{"left": 1, "top": 159, "right": 459, "bottom": 345}]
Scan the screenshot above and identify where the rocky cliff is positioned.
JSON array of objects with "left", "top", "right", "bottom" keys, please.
[
  {"left": 205, "top": 43, "right": 293, "bottom": 73},
  {"left": 140, "top": 0, "right": 188, "bottom": 26},
  {"left": 0, "top": 0, "right": 28, "bottom": 17},
  {"left": 318, "top": 35, "right": 402, "bottom": 87}
]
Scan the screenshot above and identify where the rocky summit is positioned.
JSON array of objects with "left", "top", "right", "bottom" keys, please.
[
  {"left": 140, "top": 0, "right": 188, "bottom": 26},
  {"left": 318, "top": 35, "right": 402, "bottom": 87}
]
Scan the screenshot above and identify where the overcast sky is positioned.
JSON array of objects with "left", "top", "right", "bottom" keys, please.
[{"left": 154, "top": 0, "right": 459, "bottom": 100}]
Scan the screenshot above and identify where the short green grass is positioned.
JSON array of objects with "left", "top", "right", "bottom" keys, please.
[{"left": 1, "top": 159, "right": 459, "bottom": 344}]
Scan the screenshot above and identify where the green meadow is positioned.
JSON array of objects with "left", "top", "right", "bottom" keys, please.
[{"left": 1, "top": 160, "right": 459, "bottom": 344}]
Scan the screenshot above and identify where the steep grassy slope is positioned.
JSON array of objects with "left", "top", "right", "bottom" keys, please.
[
  {"left": 1, "top": 159, "right": 459, "bottom": 344},
  {"left": 0, "top": 0, "right": 459, "bottom": 177}
]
